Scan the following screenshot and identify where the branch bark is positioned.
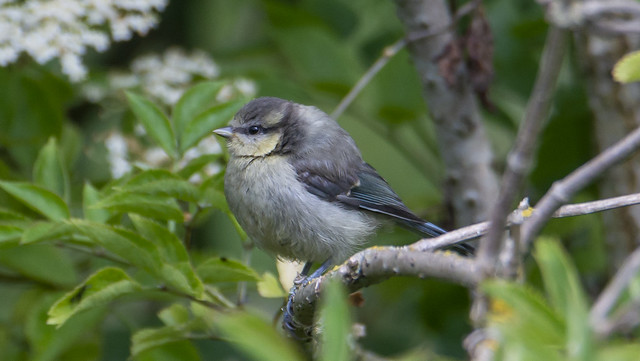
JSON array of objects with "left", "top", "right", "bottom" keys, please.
[
  {"left": 283, "top": 193, "right": 640, "bottom": 340},
  {"left": 393, "top": 0, "right": 499, "bottom": 227}
]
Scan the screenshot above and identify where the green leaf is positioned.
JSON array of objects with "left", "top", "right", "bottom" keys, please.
[
  {"left": 0, "top": 244, "right": 77, "bottom": 287},
  {"left": 93, "top": 192, "right": 184, "bottom": 221},
  {"left": 134, "top": 340, "right": 201, "bottom": 361},
  {"left": 534, "top": 239, "right": 592, "bottom": 360},
  {"left": 173, "top": 81, "right": 225, "bottom": 143},
  {"left": 126, "top": 91, "right": 178, "bottom": 158},
  {"left": 597, "top": 343, "right": 640, "bottom": 361},
  {"left": 130, "top": 215, "right": 189, "bottom": 263},
  {"left": 319, "top": 279, "right": 352, "bottom": 361},
  {"left": 123, "top": 169, "right": 181, "bottom": 186},
  {"left": 48, "top": 267, "right": 141, "bottom": 327},
  {"left": 215, "top": 312, "right": 304, "bottom": 361},
  {"left": 132, "top": 326, "right": 192, "bottom": 357},
  {"left": 612, "top": 50, "right": 640, "bottom": 83},
  {"left": 197, "top": 257, "right": 260, "bottom": 284},
  {"left": 179, "top": 100, "right": 244, "bottom": 153},
  {"left": 125, "top": 179, "right": 203, "bottom": 203},
  {"left": 33, "top": 137, "right": 70, "bottom": 201},
  {"left": 257, "top": 272, "right": 286, "bottom": 298},
  {"left": 483, "top": 280, "right": 565, "bottom": 346},
  {"left": 130, "top": 216, "right": 204, "bottom": 296},
  {"left": 71, "top": 220, "right": 161, "bottom": 272},
  {"left": 0, "top": 224, "right": 23, "bottom": 243},
  {"left": 25, "top": 293, "right": 104, "bottom": 361},
  {"left": 0, "top": 206, "right": 30, "bottom": 221},
  {"left": 20, "top": 221, "right": 76, "bottom": 244},
  {"left": 0, "top": 181, "right": 70, "bottom": 221},
  {"left": 158, "top": 304, "right": 191, "bottom": 326},
  {"left": 83, "top": 182, "right": 110, "bottom": 222},
  {"left": 177, "top": 154, "right": 222, "bottom": 179}
]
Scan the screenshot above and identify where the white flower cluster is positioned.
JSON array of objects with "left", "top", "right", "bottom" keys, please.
[
  {"left": 0, "top": 0, "right": 168, "bottom": 81},
  {"left": 108, "top": 47, "right": 222, "bottom": 106}
]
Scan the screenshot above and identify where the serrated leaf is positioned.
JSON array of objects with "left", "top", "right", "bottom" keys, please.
[
  {"left": 197, "top": 257, "right": 260, "bottom": 284},
  {"left": 319, "top": 279, "right": 352, "bottom": 361},
  {"left": 83, "top": 182, "right": 110, "bottom": 222},
  {"left": 48, "top": 267, "right": 141, "bottom": 326},
  {"left": 535, "top": 239, "right": 591, "bottom": 360},
  {"left": 130, "top": 216, "right": 204, "bottom": 295},
  {"left": 71, "top": 220, "right": 161, "bottom": 272},
  {"left": 174, "top": 81, "right": 225, "bottom": 144},
  {"left": 93, "top": 192, "right": 184, "bottom": 221},
  {"left": 179, "top": 100, "right": 244, "bottom": 153},
  {"left": 126, "top": 91, "right": 178, "bottom": 158},
  {"left": 33, "top": 137, "right": 70, "bottom": 201},
  {"left": 215, "top": 312, "right": 304, "bottom": 361},
  {"left": 130, "top": 215, "right": 189, "bottom": 263},
  {"left": 131, "top": 218, "right": 206, "bottom": 295},
  {"left": 0, "top": 181, "right": 70, "bottom": 221},
  {"left": 612, "top": 50, "right": 640, "bottom": 83},
  {"left": 257, "top": 272, "right": 286, "bottom": 298}
]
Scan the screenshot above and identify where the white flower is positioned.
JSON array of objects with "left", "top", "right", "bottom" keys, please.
[
  {"left": 0, "top": 0, "right": 168, "bottom": 82},
  {"left": 105, "top": 132, "right": 132, "bottom": 178},
  {"left": 118, "top": 47, "right": 221, "bottom": 106}
]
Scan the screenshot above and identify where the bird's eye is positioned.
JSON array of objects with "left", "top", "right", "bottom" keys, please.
[{"left": 247, "top": 125, "right": 261, "bottom": 135}]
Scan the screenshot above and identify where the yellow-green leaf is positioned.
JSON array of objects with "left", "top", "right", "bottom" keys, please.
[
  {"left": 48, "top": 267, "right": 141, "bottom": 327},
  {"left": 613, "top": 50, "right": 640, "bottom": 83}
]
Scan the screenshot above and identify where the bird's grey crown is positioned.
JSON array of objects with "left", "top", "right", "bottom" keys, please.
[{"left": 235, "top": 97, "right": 291, "bottom": 125}]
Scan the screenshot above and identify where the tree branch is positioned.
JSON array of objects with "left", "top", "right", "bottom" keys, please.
[
  {"left": 521, "top": 125, "right": 640, "bottom": 248},
  {"left": 393, "top": 0, "right": 499, "bottom": 227},
  {"left": 285, "top": 246, "right": 479, "bottom": 340},
  {"left": 478, "top": 26, "right": 568, "bottom": 276},
  {"left": 282, "top": 192, "right": 640, "bottom": 340}
]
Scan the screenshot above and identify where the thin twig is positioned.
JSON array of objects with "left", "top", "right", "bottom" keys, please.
[
  {"left": 521, "top": 125, "right": 640, "bottom": 248},
  {"left": 331, "top": 0, "right": 481, "bottom": 120},
  {"left": 331, "top": 39, "right": 406, "bottom": 120},
  {"left": 590, "top": 246, "right": 640, "bottom": 335},
  {"left": 478, "top": 26, "right": 568, "bottom": 274},
  {"left": 414, "top": 193, "right": 640, "bottom": 251}
]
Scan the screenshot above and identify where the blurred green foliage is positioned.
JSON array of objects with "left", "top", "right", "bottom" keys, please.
[{"left": 0, "top": 0, "right": 634, "bottom": 360}]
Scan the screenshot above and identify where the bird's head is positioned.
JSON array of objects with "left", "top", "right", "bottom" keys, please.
[{"left": 214, "top": 97, "right": 302, "bottom": 158}]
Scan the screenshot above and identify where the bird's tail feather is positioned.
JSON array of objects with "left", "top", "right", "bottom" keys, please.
[{"left": 404, "top": 221, "right": 474, "bottom": 256}]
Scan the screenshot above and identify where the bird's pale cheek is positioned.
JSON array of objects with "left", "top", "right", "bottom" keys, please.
[{"left": 228, "top": 133, "right": 281, "bottom": 157}]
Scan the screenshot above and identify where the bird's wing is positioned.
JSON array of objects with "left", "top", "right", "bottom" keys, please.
[
  {"left": 296, "top": 161, "right": 426, "bottom": 225},
  {"left": 337, "top": 164, "right": 428, "bottom": 225}
]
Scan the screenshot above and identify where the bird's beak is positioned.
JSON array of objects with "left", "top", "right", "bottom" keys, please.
[{"left": 213, "top": 126, "right": 233, "bottom": 139}]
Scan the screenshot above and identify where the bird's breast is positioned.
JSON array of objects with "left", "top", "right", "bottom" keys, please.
[{"left": 223, "top": 156, "right": 377, "bottom": 263}]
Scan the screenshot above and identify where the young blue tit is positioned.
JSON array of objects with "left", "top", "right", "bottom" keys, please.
[{"left": 214, "top": 97, "right": 471, "bottom": 276}]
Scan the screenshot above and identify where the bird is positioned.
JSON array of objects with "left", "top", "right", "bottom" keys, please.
[{"left": 213, "top": 97, "right": 471, "bottom": 278}]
